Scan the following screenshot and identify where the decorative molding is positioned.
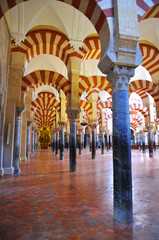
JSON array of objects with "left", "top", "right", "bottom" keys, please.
[
  {"left": 58, "top": 121, "right": 66, "bottom": 129},
  {"left": 66, "top": 109, "right": 80, "bottom": 123},
  {"left": 15, "top": 106, "right": 25, "bottom": 121},
  {"left": 107, "top": 65, "right": 134, "bottom": 92}
]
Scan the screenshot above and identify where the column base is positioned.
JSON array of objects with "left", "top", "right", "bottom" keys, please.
[
  {"left": 3, "top": 167, "right": 14, "bottom": 175},
  {"left": 20, "top": 157, "right": 27, "bottom": 162},
  {"left": 114, "top": 206, "right": 133, "bottom": 224},
  {"left": 14, "top": 168, "right": 21, "bottom": 175},
  {"left": 149, "top": 153, "right": 153, "bottom": 158},
  {"left": 0, "top": 168, "right": 4, "bottom": 176}
]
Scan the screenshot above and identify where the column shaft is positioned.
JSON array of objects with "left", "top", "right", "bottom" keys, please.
[
  {"left": 60, "top": 128, "right": 64, "bottom": 160},
  {"left": 101, "top": 133, "right": 105, "bottom": 154},
  {"left": 56, "top": 132, "right": 59, "bottom": 155},
  {"left": 92, "top": 126, "right": 96, "bottom": 159},
  {"left": 13, "top": 118, "right": 21, "bottom": 174},
  {"left": 69, "top": 119, "right": 77, "bottom": 171},
  {"left": 148, "top": 126, "right": 153, "bottom": 158},
  {"left": 113, "top": 89, "right": 132, "bottom": 222},
  {"left": 79, "top": 132, "right": 82, "bottom": 155}
]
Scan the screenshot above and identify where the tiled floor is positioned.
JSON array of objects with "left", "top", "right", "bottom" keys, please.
[{"left": 1, "top": 148, "right": 159, "bottom": 240}]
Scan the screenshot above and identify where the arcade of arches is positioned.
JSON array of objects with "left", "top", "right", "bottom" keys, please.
[{"left": 0, "top": 0, "right": 159, "bottom": 229}]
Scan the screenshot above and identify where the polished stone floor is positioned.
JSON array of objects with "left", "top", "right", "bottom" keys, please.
[{"left": 1, "top": 148, "right": 159, "bottom": 240}]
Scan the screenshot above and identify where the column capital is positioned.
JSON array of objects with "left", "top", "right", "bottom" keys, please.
[
  {"left": 27, "top": 121, "right": 33, "bottom": 128},
  {"left": 32, "top": 127, "right": 36, "bottom": 131},
  {"left": 15, "top": 106, "right": 25, "bottom": 120},
  {"left": 78, "top": 126, "right": 84, "bottom": 133},
  {"left": 91, "top": 123, "right": 98, "bottom": 131},
  {"left": 107, "top": 65, "right": 134, "bottom": 92},
  {"left": 148, "top": 125, "right": 154, "bottom": 132},
  {"left": 58, "top": 121, "right": 66, "bottom": 129},
  {"left": 66, "top": 109, "right": 80, "bottom": 123},
  {"left": 100, "top": 127, "right": 106, "bottom": 134}
]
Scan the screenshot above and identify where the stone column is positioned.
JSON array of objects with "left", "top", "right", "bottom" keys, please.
[
  {"left": 106, "top": 131, "right": 109, "bottom": 151},
  {"left": 31, "top": 127, "right": 35, "bottom": 155},
  {"left": 148, "top": 125, "right": 154, "bottom": 158},
  {"left": 66, "top": 133, "right": 69, "bottom": 150},
  {"left": 96, "top": 134, "right": 98, "bottom": 149},
  {"left": 66, "top": 110, "right": 80, "bottom": 172},
  {"left": 0, "top": 105, "right": 4, "bottom": 176},
  {"left": 153, "top": 131, "right": 156, "bottom": 151},
  {"left": 91, "top": 124, "right": 97, "bottom": 159},
  {"left": 52, "top": 134, "right": 55, "bottom": 152},
  {"left": 142, "top": 131, "right": 146, "bottom": 153},
  {"left": 107, "top": 66, "right": 134, "bottom": 223},
  {"left": 82, "top": 131, "right": 84, "bottom": 150},
  {"left": 59, "top": 122, "right": 66, "bottom": 160},
  {"left": 55, "top": 130, "right": 59, "bottom": 155},
  {"left": 26, "top": 121, "right": 32, "bottom": 161},
  {"left": 101, "top": 128, "right": 106, "bottom": 154},
  {"left": 89, "top": 131, "right": 92, "bottom": 152},
  {"left": 13, "top": 106, "right": 24, "bottom": 174},
  {"left": 34, "top": 130, "right": 38, "bottom": 152},
  {"left": 78, "top": 128, "right": 83, "bottom": 155}
]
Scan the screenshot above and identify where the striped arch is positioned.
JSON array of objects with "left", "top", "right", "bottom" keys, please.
[
  {"left": 141, "top": 3, "right": 159, "bottom": 21},
  {"left": 79, "top": 37, "right": 101, "bottom": 61},
  {"left": 22, "top": 70, "right": 71, "bottom": 97},
  {"left": 97, "top": 101, "right": 112, "bottom": 112},
  {"left": 129, "top": 103, "right": 149, "bottom": 118},
  {"left": 77, "top": 113, "right": 88, "bottom": 125},
  {"left": 80, "top": 100, "right": 92, "bottom": 117},
  {"left": 130, "top": 114, "right": 143, "bottom": 125},
  {"left": 79, "top": 75, "right": 112, "bottom": 96},
  {"left": 34, "top": 109, "right": 56, "bottom": 129},
  {"left": 139, "top": 44, "right": 159, "bottom": 75},
  {"left": 0, "top": 0, "right": 110, "bottom": 61},
  {"left": 130, "top": 119, "right": 140, "bottom": 130},
  {"left": 136, "top": 0, "right": 157, "bottom": 22},
  {"left": 31, "top": 92, "right": 60, "bottom": 113},
  {"left": 11, "top": 30, "right": 73, "bottom": 67},
  {"left": 130, "top": 80, "right": 159, "bottom": 102}
]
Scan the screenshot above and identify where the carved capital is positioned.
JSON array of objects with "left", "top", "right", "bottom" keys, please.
[
  {"left": 148, "top": 125, "right": 154, "bottom": 133},
  {"left": 91, "top": 123, "right": 98, "bottom": 132},
  {"left": 66, "top": 109, "right": 80, "bottom": 123},
  {"left": 58, "top": 121, "right": 66, "bottom": 129},
  {"left": 27, "top": 121, "right": 33, "bottom": 128},
  {"left": 32, "top": 127, "right": 36, "bottom": 131},
  {"left": 107, "top": 65, "right": 134, "bottom": 92},
  {"left": 15, "top": 106, "right": 25, "bottom": 120}
]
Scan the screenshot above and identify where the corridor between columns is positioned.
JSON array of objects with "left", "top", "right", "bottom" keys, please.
[{"left": 1, "top": 148, "right": 159, "bottom": 240}]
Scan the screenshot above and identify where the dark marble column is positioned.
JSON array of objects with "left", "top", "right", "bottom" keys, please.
[
  {"left": 107, "top": 66, "right": 134, "bottom": 223},
  {"left": 34, "top": 130, "right": 37, "bottom": 152},
  {"left": 26, "top": 121, "right": 33, "bottom": 161},
  {"left": 78, "top": 129, "right": 83, "bottom": 155},
  {"left": 55, "top": 131, "right": 59, "bottom": 155},
  {"left": 66, "top": 109, "right": 80, "bottom": 172},
  {"left": 96, "top": 134, "right": 98, "bottom": 149},
  {"left": 59, "top": 122, "right": 66, "bottom": 160},
  {"left": 13, "top": 107, "right": 24, "bottom": 174},
  {"left": 142, "top": 131, "right": 146, "bottom": 153},
  {"left": 52, "top": 134, "right": 55, "bottom": 152},
  {"left": 101, "top": 129, "right": 105, "bottom": 154},
  {"left": 82, "top": 132, "right": 84, "bottom": 150},
  {"left": 66, "top": 133, "right": 69, "bottom": 150},
  {"left": 89, "top": 132, "right": 92, "bottom": 152},
  {"left": 106, "top": 132, "right": 109, "bottom": 151},
  {"left": 153, "top": 132, "right": 156, "bottom": 151},
  {"left": 91, "top": 124, "right": 97, "bottom": 159},
  {"left": 148, "top": 125, "right": 154, "bottom": 158},
  {"left": 0, "top": 106, "right": 3, "bottom": 175},
  {"left": 31, "top": 127, "right": 35, "bottom": 155}
]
